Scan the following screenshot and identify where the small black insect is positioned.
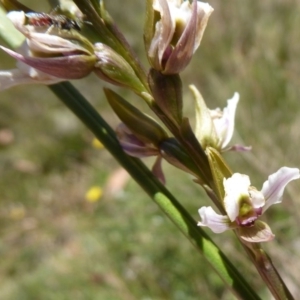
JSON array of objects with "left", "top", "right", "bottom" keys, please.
[{"left": 25, "top": 12, "right": 81, "bottom": 31}]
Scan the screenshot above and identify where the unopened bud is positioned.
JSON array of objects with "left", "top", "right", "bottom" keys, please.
[{"left": 94, "top": 43, "right": 146, "bottom": 94}]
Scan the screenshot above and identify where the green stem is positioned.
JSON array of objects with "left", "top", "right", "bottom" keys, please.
[
  {"left": 49, "top": 82, "right": 261, "bottom": 300},
  {"left": 73, "top": 0, "right": 149, "bottom": 90}
]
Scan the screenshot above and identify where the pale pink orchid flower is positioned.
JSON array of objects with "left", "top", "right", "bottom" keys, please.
[
  {"left": 198, "top": 167, "right": 300, "bottom": 242},
  {"left": 0, "top": 11, "right": 96, "bottom": 91},
  {"left": 191, "top": 85, "right": 250, "bottom": 152},
  {"left": 148, "top": 0, "right": 213, "bottom": 74}
]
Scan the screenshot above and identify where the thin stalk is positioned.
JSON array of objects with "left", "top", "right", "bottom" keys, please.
[{"left": 241, "top": 241, "right": 294, "bottom": 300}]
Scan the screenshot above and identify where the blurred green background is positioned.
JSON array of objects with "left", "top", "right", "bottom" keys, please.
[{"left": 0, "top": 0, "right": 300, "bottom": 299}]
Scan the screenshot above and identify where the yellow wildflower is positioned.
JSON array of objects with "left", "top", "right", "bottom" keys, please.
[{"left": 85, "top": 186, "right": 103, "bottom": 203}]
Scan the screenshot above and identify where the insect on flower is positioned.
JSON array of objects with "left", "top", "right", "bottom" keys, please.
[{"left": 25, "top": 12, "right": 81, "bottom": 31}]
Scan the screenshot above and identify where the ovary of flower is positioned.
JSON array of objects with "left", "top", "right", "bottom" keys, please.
[{"left": 198, "top": 167, "right": 300, "bottom": 242}]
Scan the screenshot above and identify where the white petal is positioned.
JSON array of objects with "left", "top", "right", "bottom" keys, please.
[
  {"left": 7, "top": 11, "right": 89, "bottom": 55},
  {"left": 0, "top": 68, "right": 62, "bottom": 91},
  {"left": 212, "top": 92, "right": 239, "bottom": 149},
  {"left": 261, "top": 167, "right": 300, "bottom": 213},
  {"left": 170, "top": 0, "right": 192, "bottom": 24},
  {"left": 223, "top": 173, "right": 250, "bottom": 221},
  {"left": 7, "top": 11, "right": 27, "bottom": 33},
  {"left": 197, "top": 206, "right": 231, "bottom": 233},
  {"left": 27, "top": 32, "right": 89, "bottom": 54},
  {"left": 150, "top": 0, "right": 175, "bottom": 64},
  {"left": 248, "top": 188, "right": 265, "bottom": 209},
  {"left": 193, "top": 1, "right": 214, "bottom": 52}
]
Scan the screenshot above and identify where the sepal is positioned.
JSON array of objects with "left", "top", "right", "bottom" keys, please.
[
  {"left": 116, "top": 123, "right": 160, "bottom": 157},
  {"left": 190, "top": 84, "right": 218, "bottom": 148},
  {"left": 206, "top": 147, "right": 232, "bottom": 201}
]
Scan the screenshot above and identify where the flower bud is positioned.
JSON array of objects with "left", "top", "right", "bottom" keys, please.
[
  {"left": 116, "top": 123, "right": 166, "bottom": 184},
  {"left": 116, "top": 123, "right": 160, "bottom": 157},
  {"left": 94, "top": 43, "right": 146, "bottom": 94}
]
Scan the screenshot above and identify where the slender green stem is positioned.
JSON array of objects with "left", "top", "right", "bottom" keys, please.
[{"left": 49, "top": 82, "right": 261, "bottom": 300}]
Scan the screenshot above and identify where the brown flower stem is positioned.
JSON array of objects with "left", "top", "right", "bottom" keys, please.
[{"left": 241, "top": 240, "right": 294, "bottom": 300}]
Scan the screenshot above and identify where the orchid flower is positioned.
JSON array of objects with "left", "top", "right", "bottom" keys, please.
[
  {"left": 198, "top": 167, "right": 300, "bottom": 242},
  {"left": 191, "top": 85, "right": 250, "bottom": 152},
  {"left": 0, "top": 11, "right": 96, "bottom": 91},
  {"left": 146, "top": 0, "right": 213, "bottom": 74}
]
